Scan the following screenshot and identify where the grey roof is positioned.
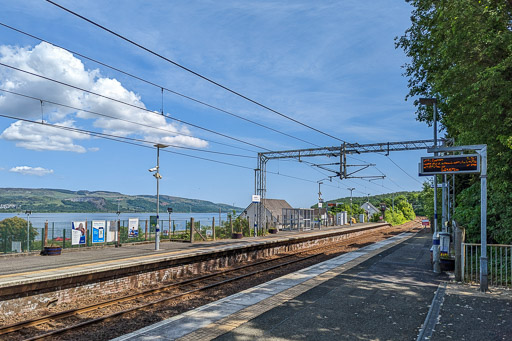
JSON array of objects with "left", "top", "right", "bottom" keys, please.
[
  {"left": 261, "top": 199, "right": 292, "bottom": 217},
  {"left": 360, "top": 202, "right": 379, "bottom": 212}
]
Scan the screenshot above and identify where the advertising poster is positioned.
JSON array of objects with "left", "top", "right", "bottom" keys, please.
[
  {"left": 72, "top": 221, "right": 87, "bottom": 245},
  {"left": 92, "top": 220, "right": 105, "bottom": 243},
  {"left": 128, "top": 218, "right": 139, "bottom": 238},
  {"left": 106, "top": 220, "right": 117, "bottom": 243}
]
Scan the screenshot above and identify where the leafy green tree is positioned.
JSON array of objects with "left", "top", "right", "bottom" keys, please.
[
  {"left": 0, "top": 216, "right": 39, "bottom": 251},
  {"left": 396, "top": 0, "right": 512, "bottom": 243}
]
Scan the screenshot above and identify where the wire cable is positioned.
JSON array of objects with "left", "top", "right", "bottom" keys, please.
[
  {"left": 0, "top": 113, "right": 338, "bottom": 186},
  {"left": 0, "top": 22, "right": 322, "bottom": 148},
  {"left": 0, "top": 62, "right": 273, "bottom": 152},
  {"left": 45, "top": 0, "right": 352, "bottom": 145},
  {"left": 384, "top": 154, "right": 423, "bottom": 185},
  {"left": 0, "top": 88, "right": 255, "bottom": 158}
]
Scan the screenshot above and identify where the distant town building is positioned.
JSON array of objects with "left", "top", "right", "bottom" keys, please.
[
  {"left": 0, "top": 204, "right": 16, "bottom": 210},
  {"left": 240, "top": 199, "right": 292, "bottom": 229}
]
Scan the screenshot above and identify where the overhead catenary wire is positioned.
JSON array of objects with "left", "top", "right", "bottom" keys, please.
[
  {"left": 0, "top": 22, "right": 322, "bottom": 148},
  {"left": 45, "top": 0, "right": 353, "bottom": 146},
  {"left": 383, "top": 154, "right": 423, "bottom": 185},
  {"left": 0, "top": 62, "right": 273, "bottom": 152},
  {"left": 0, "top": 113, "right": 334, "bottom": 186},
  {"left": 0, "top": 62, "right": 339, "bottom": 178},
  {"left": 0, "top": 88, "right": 255, "bottom": 158}
]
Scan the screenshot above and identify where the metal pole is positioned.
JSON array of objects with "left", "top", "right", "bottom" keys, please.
[
  {"left": 367, "top": 193, "right": 370, "bottom": 222},
  {"left": 254, "top": 168, "right": 258, "bottom": 237},
  {"left": 348, "top": 188, "right": 355, "bottom": 226},
  {"left": 116, "top": 211, "right": 120, "bottom": 247},
  {"left": 452, "top": 175, "right": 455, "bottom": 219},
  {"left": 432, "top": 100, "right": 441, "bottom": 273},
  {"left": 155, "top": 146, "right": 161, "bottom": 251},
  {"left": 447, "top": 175, "right": 451, "bottom": 224},
  {"left": 26, "top": 211, "right": 30, "bottom": 253},
  {"left": 480, "top": 145, "right": 488, "bottom": 292},
  {"left": 442, "top": 174, "right": 447, "bottom": 232}
]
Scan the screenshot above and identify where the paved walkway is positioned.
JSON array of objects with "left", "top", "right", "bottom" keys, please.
[{"left": 114, "top": 229, "right": 512, "bottom": 341}]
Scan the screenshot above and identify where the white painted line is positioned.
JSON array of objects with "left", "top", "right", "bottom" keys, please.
[{"left": 113, "top": 232, "right": 411, "bottom": 341}]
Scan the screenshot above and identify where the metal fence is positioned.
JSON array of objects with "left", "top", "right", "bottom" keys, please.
[
  {"left": 1, "top": 218, "right": 231, "bottom": 253},
  {"left": 281, "top": 208, "right": 314, "bottom": 231},
  {"left": 462, "top": 243, "right": 512, "bottom": 287}
]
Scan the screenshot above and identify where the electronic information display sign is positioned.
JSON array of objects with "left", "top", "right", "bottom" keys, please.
[{"left": 419, "top": 154, "right": 480, "bottom": 176}]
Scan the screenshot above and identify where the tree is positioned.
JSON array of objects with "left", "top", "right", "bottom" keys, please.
[
  {"left": 0, "top": 216, "right": 38, "bottom": 252},
  {"left": 396, "top": 0, "right": 512, "bottom": 243}
]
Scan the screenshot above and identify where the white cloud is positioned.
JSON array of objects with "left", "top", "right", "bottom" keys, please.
[
  {"left": 9, "top": 166, "right": 54, "bottom": 176},
  {"left": 0, "top": 120, "right": 88, "bottom": 153},
  {"left": 0, "top": 42, "right": 207, "bottom": 151}
]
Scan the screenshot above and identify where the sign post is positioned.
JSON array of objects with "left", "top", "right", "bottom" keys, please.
[
  {"left": 252, "top": 195, "right": 260, "bottom": 237},
  {"left": 423, "top": 144, "right": 487, "bottom": 292}
]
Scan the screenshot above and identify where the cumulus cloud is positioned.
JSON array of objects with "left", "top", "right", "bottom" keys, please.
[
  {"left": 0, "top": 120, "right": 88, "bottom": 153},
  {"left": 0, "top": 42, "right": 208, "bottom": 151},
  {"left": 9, "top": 166, "right": 54, "bottom": 176}
]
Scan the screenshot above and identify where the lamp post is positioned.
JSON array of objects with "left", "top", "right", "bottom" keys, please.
[
  {"left": 419, "top": 97, "right": 441, "bottom": 274},
  {"left": 25, "top": 210, "right": 31, "bottom": 253},
  {"left": 149, "top": 143, "right": 168, "bottom": 251},
  {"left": 347, "top": 188, "right": 355, "bottom": 226}
]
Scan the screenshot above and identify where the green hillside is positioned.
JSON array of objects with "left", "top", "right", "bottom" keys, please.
[{"left": 0, "top": 188, "right": 242, "bottom": 213}]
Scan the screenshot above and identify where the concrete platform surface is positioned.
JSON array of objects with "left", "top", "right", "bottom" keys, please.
[
  {"left": 0, "top": 223, "right": 380, "bottom": 288},
  {"left": 114, "top": 230, "right": 512, "bottom": 341}
]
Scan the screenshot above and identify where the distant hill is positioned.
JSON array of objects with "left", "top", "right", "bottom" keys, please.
[{"left": 0, "top": 188, "right": 242, "bottom": 213}]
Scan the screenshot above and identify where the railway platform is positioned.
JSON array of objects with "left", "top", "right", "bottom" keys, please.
[
  {"left": 0, "top": 222, "right": 391, "bottom": 316},
  {"left": 0, "top": 222, "right": 378, "bottom": 287},
  {"left": 114, "top": 229, "right": 512, "bottom": 341}
]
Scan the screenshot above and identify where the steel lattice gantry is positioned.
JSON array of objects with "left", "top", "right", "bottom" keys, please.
[{"left": 254, "top": 139, "right": 448, "bottom": 231}]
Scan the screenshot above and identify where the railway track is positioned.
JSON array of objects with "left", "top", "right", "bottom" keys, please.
[{"left": 0, "top": 221, "right": 422, "bottom": 340}]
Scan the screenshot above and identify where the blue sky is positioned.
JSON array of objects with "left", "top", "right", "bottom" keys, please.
[{"left": 0, "top": 0, "right": 433, "bottom": 208}]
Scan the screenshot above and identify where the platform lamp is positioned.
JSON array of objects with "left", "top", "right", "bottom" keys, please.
[
  {"left": 25, "top": 210, "right": 31, "bottom": 253},
  {"left": 149, "top": 143, "right": 168, "bottom": 251},
  {"left": 419, "top": 97, "right": 441, "bottom": 274}
]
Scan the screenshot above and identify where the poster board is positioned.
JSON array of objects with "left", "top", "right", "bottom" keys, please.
[
  {"left": 106, "top": 220, "right": 117, "bottom": 242},
  {"left": 72, "top": 221, "right": 87, "bottom": 245},
  {"left": 128, "top": 218, "right": 139, "bottom": 238},
  {"left": 92, "top": 220, "right": 105, "bottom": 243}
]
